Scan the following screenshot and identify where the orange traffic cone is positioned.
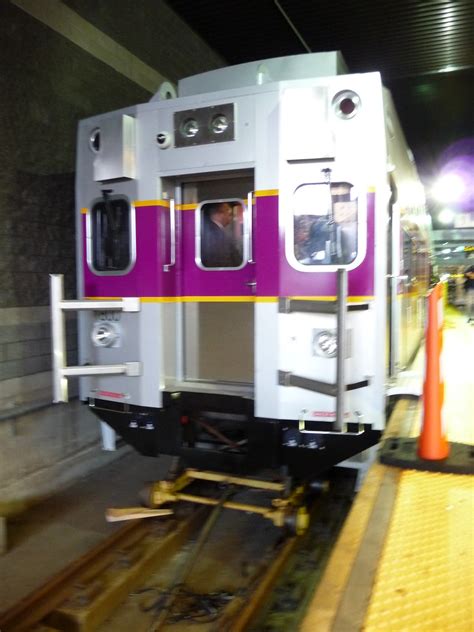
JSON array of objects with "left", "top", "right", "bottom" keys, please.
[{"left": 418, "top": 283, "right": 450, "bottom": 460}]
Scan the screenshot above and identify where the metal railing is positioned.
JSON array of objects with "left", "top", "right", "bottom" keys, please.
[
  {"left": 50, "top": 274, "right": 141, "bottom": 403},
  {"left": 279, "top": 268, "right": 368, "bottom": 434}
]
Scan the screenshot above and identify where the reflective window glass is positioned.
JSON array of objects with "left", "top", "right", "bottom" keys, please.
[
  {"left": 293, "top": 182, "right": 358, "bottom": 266},
  {"left": 199, "top": 200, "right": 244, "bottom": 269},
  {"left": 91, "top": 197, "right": 131, "bottom": 272}
]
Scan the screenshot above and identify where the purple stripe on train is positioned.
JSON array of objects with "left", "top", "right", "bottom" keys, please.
[
  {"left": 81, "top": 194, "right": 375, "bottom": 299},
  {"left": 278, "top": 192, "right": 375, "bottom": 297},
  {"left": 180, "top": 210, "right": 255, "bottom": 297},
  {"left": 83, "top": 205, "right": 164, "bottom": 297}
]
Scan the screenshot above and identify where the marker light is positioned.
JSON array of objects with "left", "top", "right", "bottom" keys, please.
[
  {"left": 332, "top": 90, "right": 361, "bottom": 119},
  {"left": 89, "top": 128, "right": 101, "bottom": 153},
  {"left": 91, "top": 322, "right": 119, "bottom": 347},
  {"left": 316, "top": 331, "right": 338, "bottom": 358}
]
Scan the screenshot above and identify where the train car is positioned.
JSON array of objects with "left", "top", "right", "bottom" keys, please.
[{"left": 51, "top": 52, "right": 430, "bottom": 477}]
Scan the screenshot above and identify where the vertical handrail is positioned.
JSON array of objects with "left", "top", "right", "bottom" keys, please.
[
  {"left": 335, "top": 268, "right": 348, "bottom": 432},
  {"left": 247, "top": 191, "right": 255, "bottom": 264},
  {"left": 163, "top": 198, "right": 176, "bottom": 271},
  {"left": 50, "top": 274, "right": 68, "bottom": 403}
]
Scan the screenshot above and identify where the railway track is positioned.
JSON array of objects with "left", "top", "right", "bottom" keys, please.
[{"left": 0, "top": 470, "right": 356, "bottom": 632}]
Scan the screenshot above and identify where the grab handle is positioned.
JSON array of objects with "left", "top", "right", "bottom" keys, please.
[
  {"left": 247, "top": 192, "right": 255, "bottom": 264},
  {"left": 163, "top": 199, "right": 176, "bottom": 271}
]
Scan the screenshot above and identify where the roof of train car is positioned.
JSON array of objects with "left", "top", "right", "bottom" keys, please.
[{"left": 165, "top": 0, "right": 474, "bottom": 239}]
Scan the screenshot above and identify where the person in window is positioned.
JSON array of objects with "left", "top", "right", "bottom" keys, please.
[
  {"left": 201, "top": 202, "right": 242, "bottom": 268},
  {"left": 307, "top": 217, "right": 332, "bottom": 263}
]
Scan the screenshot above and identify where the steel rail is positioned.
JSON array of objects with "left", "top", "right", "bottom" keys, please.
[
  {"left": 0, "top": 520, "right": 146, "bottom": 631},
  {"left": 0, "top": 508, "right": 207, "bottom": 632}
]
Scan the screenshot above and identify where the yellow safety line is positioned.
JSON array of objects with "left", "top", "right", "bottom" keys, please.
[
  {"left": 364, "top": 470, "right": 474, "bottom": 631},
  {"left": 301, "top": 464, "right": 388, "bottom": 632}
]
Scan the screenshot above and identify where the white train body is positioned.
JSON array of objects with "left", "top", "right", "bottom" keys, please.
[{"left": 53, "top": 53, "right": 429, "bottom": 475}]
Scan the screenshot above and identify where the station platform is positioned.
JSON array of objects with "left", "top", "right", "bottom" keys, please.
[{"left": 301, "top": 309, "right": 474, "bottom": 632}]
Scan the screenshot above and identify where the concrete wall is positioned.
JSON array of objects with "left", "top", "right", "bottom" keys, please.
[
  {"left": 0, "top": 401, "right": 129, "bottom": 510},
  {"left": 0, "top": 0, "right": 224, "bottom": 503}
]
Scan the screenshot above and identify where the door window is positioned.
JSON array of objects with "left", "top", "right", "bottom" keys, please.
[{"left": 198, "top": 199, "right": 245, "bottom": 269}]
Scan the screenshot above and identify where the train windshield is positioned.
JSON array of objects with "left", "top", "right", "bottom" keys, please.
[
  {"left": 293, "top": 182, "right": 358, "bottom": 266},
  {"left": 198, "top": 200, "right": 244, "bottom": 269},
  {"left": 90, "top": 197, "right": 132, "bottom": 272}
]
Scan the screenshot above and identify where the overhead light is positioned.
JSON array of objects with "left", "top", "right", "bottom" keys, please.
[
  {"left": 438, "top": 208, "right": 454, "bottom": 224},
  {"left": 441, "top": 248, "right": 451, "bottom": 254},
  {"left": 432, "top": 173, "right": 466, "bottom": 204}
]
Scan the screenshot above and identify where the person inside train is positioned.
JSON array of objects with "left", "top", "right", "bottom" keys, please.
[
  {"left": 201, "top": 201, "right": 242, "bottom": 268},
  {"left": 307, "top": 216, "right": 333, "bottom": 263},
  {"left": 296, "top": 216, "right": 348, "bottom": 265}
]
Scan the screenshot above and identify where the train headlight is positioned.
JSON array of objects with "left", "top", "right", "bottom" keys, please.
[
  {"left": 210, "top": 113, "right": 229, "bottom": 135},
  {"left": 315, "top": 330, "right": 338, "bottom": 358},
  {"left": 180, "top": 118, "right": 199, "bottom": 138},
  {"left": 91, "top": 322, "right": 119, "bottom": 348}
]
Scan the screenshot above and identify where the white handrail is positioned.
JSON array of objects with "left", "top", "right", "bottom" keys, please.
[{"left": 49, "top": 274, "right": 141, "bottom": 403}]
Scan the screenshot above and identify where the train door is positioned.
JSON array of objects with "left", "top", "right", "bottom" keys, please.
[{"left": 176, "top": 173, "right": 255, "bottom": 386}]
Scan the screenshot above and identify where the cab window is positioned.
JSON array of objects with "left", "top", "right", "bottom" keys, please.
[
  {"left": 199, "top": 200, "right": 244, "bottom": 269},
  {"left": 293, "top": 182, "right": 358, "bottom": 266},
  {"left": 91, "top": 197, "right": 132, "bottom": 272}
]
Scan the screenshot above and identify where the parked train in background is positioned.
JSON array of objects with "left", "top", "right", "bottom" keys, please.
[{"left": 51, "top": 52, "right": 431, "bottom": 477}]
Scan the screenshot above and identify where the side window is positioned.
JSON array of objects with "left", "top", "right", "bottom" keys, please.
[
  {"left": 293, "top": 182, "right": 358, "bottom": 266},
  {"left": 199, "top": 199, "right": 244, "bottom": 269},
  {"left": 91, "top": 197, "right": 132, "bottom": 272}
]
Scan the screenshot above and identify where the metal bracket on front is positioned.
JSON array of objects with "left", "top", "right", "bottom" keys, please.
[
  {"left": 145, "top": 469, "right": 310, "bottom": 534},
  {"left": 50, "top": 274, "right": 141, "bottom": 403}
]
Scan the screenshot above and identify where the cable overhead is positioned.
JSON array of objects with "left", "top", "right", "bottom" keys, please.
[{"left": 273, "top": 0, "right": 312, "bottom": 53}]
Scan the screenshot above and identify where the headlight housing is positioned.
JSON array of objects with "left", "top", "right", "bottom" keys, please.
[
  {"left": 210, "top": 113, "right": 229, "bottom": 135},
  {"left": 91, "top": 321, "right": 120, "bottom": 348},
  {"left": 180, "top": 118, "right": 199, "bottom": 138},
  {"left": 332, "top": 90, "right": 361, "bottom": 120}
]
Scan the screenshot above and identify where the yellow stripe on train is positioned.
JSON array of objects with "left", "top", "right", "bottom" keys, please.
[{"left": 85, "top": 295, "right": 374, "bottom": 303}]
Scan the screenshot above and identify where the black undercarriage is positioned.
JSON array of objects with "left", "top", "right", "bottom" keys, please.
[{"left": 89, "top": 391, "right": 380, "bottom": 478}]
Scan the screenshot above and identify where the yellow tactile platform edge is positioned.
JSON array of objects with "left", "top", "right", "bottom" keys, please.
[{"left": 364, "top": 469, "right": 474, "bottom": 631}]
